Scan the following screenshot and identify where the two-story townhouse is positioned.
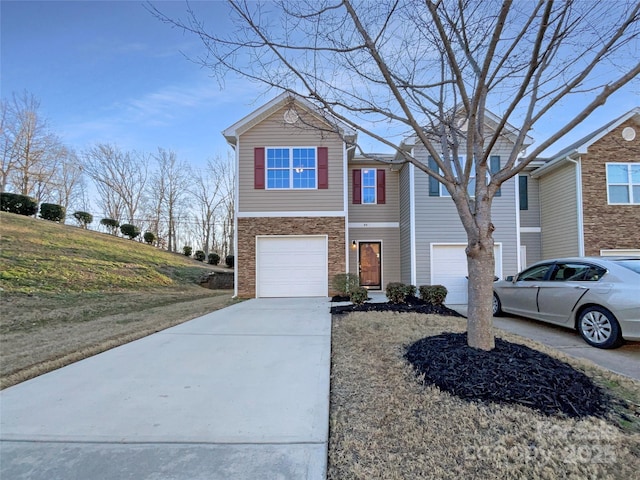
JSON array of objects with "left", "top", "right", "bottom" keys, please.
[
  {"left": 223, "top": 93, "right": 355, "bottom": 298},
  {"left": 530, "top": 108, "right": 640, "bottom": 258},
  {"left": 225, "top": 93, "right": 528, "bottom": 301}
]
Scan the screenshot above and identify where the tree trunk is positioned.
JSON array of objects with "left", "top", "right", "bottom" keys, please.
[{"left": 466, "top": 236, "right": 496, "bottom": 351}]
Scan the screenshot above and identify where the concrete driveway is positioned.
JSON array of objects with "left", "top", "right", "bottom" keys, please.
[
  {"left": 0, "top": 297, "right": 331, "bottom": 479},
  {"left": 451, "top": 305, "right": 640, "bottom": 381}
]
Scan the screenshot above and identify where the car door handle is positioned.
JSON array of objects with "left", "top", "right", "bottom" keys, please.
[{"left": 574, "top": 285, "right": 587, "bottom": 290}]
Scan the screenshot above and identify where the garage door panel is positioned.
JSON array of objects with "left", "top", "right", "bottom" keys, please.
[
  {"left": 432, "top": 245, "right": 501, "bottom": 305},
  {"left": 257, "top": 237, "right": 328, "bottom": 297}
]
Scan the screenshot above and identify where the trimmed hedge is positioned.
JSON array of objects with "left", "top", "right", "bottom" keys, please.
[
  {"left": 39, "top": 203, "right": 66, "bottom": 222},
  {"left": 225, "top": 255, "right": 234, "bottom": 268},
  {"left": 419, "top": 285, "right": 448, "bottom": 305},
  {"left": 100, "top": 218, "right": 120, "bottom": 235},
  {"left": 385, "top": 282, "right": 417, "bottom": 304},
  {"left": 194, "top": 250, "right": 206, "bottom": 262},
  {"left": 120, "top": 223, "right": 140, "bottom": 239},
  {"left": 208, "top": 252, "right": 220, "bottom": 265},
  {"left": 332, "top": 273, "right": 360, "bottom": 296},
  {"left": 0, "top": 192, "right": 38, "bottom": 216},
  {"left": 183, "top": 246, "right": 193, "bottom": 257},
  {"left": 143, "top": 231, "right": 156, "bottom": 244},
  {"left": 73, "top": 211, "right": 93, "bottom": 228},
  {"left": 349, "top": 287, "right": 368, "bottom": 305}
]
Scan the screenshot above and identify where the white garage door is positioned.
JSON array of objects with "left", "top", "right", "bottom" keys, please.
[
  {"left": 431, "top": 244, "right": 502, "bottom": 304},
  {"left": 256, "top": 236, "right": 328, "bottom": 297}
]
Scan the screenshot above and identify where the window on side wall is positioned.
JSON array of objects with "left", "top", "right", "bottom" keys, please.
[
  {"left": 606, "top": 163, "right": 640, "bottom": 204},
  {"left": 266, "top": 147, "right": 317, "bottom": 189}
]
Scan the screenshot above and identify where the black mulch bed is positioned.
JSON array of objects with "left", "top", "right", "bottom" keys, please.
[
  {"left": 405, "top": 332, "right": 610, "bottom": 418},
  {"left": 330, "top": 295, "right": 465, "bottom": 317}
]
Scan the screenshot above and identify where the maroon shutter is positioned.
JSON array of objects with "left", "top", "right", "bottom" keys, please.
[
  {"left": 376, "top": 169, "right": 386, "bottom": 204},
  {"left": 318, "top": 147, "right": 328, "bottom": 189},
  {"left": 352, "top": 169, "right": 361, "bottom": 204},
  {"left": 254, "top": 147, "right": 265, "bottom": 189}
]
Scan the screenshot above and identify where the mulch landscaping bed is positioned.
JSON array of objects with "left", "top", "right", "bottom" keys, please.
[
  {"left": 405, "top": 332, "right": 611, "bottom": 418},
  {"left": 330, "top": 295, "right": 465, "bottom": 317}
]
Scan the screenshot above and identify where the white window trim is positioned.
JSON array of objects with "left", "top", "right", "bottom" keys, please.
[
  {"left": 439, "top": 155, "right": 488, "bottom": 198},
  {"left": 606, "top": 162, "right": 640, "bottom": 205},
  {"left": 265, "top": 146, "right": 318, "bottom": 190},
  {"left": 361, "top": 168, "right": 377, "bottom": 204}
]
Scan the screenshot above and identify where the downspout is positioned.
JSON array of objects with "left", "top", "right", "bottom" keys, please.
[
  {"left": 233, "top": 138, "right": 240, "bottom": 298},
  {"left": 344, "top": 144, "right": 357, "bottom": 274},
  {"left": 409, "top": 150, "right": 417, "bottom": 286},
  {"left": 567, "top": 157, "right": 585, "bottom": 256},
  {"left": 515, "top": 170, "right": 522, "bottom": 271}
]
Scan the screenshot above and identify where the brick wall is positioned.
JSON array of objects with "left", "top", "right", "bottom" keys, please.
[
  {"left": 236, "top": 216, "right": 346, "bottom": 297},
  {"left": 581, "top": 119, "right": 640, "bottom": 256}
]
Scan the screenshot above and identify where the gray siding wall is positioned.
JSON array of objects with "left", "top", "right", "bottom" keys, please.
[
  {"left": 520, "top": 174, "right": 541, "bottom": 228},
  {"left": 348, "top": 163, "right": 400, "bottom": 223},
  {"left": 348, "top": 227, "right": 402, "bottom": 288},
  {"left": 539, "top": 163, "right": 580, "bottom": 258},
  {"left": 520, "top": 232, "right": 543, "bottom": 267},
  {"left": 412, "top": 141, "right": 519, "bottom": 285},
  {"left": 399, "top": 164, "right": 413, "bottom": 284},
  {"left": 238, "top": 106, "right": 345, "bottom": 212}
]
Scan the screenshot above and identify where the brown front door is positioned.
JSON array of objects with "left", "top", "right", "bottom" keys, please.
[{"left": 359, "top": 242, "right": 381, "bottom": 289}]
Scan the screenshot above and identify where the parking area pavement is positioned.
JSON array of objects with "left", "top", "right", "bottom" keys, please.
[
  {"left": 0, "top": 297, "right": 332, "bottom": 480},
  {"left": 450, "top": 304, "right": 640, "bottom": 381}
]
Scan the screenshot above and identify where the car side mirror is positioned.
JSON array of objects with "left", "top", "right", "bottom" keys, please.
[{"left": 506, "top": 275, "right": 514, "bottom": 282}]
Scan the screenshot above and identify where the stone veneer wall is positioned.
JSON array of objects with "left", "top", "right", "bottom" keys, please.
[
  {"left": 580, "top": 119, "right": 640, "bottom": 256},
  {"left": 237, "top": 216, "right": 346, "bottom": 297}
]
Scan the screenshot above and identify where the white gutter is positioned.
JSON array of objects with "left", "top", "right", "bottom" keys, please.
[{"left": 233, "top": 136, "right": 240, "bottom": 298}]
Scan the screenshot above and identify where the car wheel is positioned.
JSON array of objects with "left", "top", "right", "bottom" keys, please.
[
  {"left": 577, "top": 306, "right": 623, "bottom": 349},
  {"left": 492, "top": 293, "right": 503, "bottom": 316}
]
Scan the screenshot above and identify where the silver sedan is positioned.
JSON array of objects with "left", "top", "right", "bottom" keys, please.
[{"left": 493, "top": 257, "right": 640, "bottom": 349}]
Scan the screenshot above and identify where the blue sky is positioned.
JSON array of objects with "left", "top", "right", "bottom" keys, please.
[{"left": 1, "top": 0, "right": 638, "bottom": 168}]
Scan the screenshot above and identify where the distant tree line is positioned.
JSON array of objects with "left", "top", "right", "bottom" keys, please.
[{"left": 1, "top": 90, "right": 235, "bottom": 259}]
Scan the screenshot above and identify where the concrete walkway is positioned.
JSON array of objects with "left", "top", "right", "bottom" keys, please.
[
  {"left": 0, "top": 298, "right": 331, "bottom": 479},
  {"left": 450, "top": 304, "right": 640, "bottom": 381}
]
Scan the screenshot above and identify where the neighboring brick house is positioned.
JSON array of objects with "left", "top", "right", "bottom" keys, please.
[
  {"left": 530, "top": 108, "right": 640, "bottom": 259},
  {"left": 224, "top": 93, "right": 638, "bottom": 300}
]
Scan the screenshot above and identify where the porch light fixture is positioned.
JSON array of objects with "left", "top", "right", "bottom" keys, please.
[{"left": 351, "top": 240, "right": 357, "bottom": 248}]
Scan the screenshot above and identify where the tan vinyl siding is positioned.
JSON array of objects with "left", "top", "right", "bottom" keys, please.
[
  {"left": 412, "top": 140, "right": 519, "bottom": 285},
  {"left": 348, "top": 227, "right": 401, "bottom": 289},
  {"left": 399, "top": 164, "right": 413, "bottom": 284},
  {"left": 520, "top": 174, "right": 541, "bottom": 228},
  {"left": 539, "top": 162, "right": 579, "bottom": 258},
  {"left": 348, "top": 163, "right": 401, "bottom": 223},
  {"left": 238, "top": 106, "right": 344, "bottom": 212}
]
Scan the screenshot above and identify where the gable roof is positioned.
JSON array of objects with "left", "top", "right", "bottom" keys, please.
[
  {"left": 531, "top": 107, "right": 640, "bottom": 178},
  {"left": 222, "top": 91, "right": 356, "bottom": 146}
]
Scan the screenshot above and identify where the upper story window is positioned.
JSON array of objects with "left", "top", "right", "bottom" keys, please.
[
  {"left": 519, "top": 175, "right": 528, "bottom": 210},
  {"left": 428, "top": 155, "right": 501, "bottom": 197},
  {"left": 607, "top": 163, "right": 639, "bottom": 204},
  {"left": 352, "top": 168, "right": 386, "bottom": 204},
  {"left": 362, "top": 169, "right": 376, "bottom": 204},
  {"left": 266, "top": 147, "right": 316, "bottom": 189}
]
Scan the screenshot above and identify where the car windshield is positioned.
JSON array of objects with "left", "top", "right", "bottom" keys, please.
[{"left": 613, "top": 259, "right": 640, "bottom": 274}]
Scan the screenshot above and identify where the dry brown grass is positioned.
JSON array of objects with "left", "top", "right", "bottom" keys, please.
[
  {"left": 0, "top": 288, "right": 237, "bottom": 389},
  {"left": 328, "top": 311, "right": 640, "bottom": 479}
]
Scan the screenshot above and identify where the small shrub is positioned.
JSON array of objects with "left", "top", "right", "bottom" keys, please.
[
  {"left": 73, "top": 211, "right": 93, "bottom": 228},
  {"left": 143, "top": 231, "right": 156, "bottom": 244},
  {"left": 405, "top": 284, "right": 417, "bottom": 298},
  {"left": 0, "top": 192, "right": 38, "bottom": 216},
  {"left": 100, "top": 218, "right": 120, "bottom": 235},
  {"left": 225, "top": 255, "right": 234, "bottom": 268},
  {"left": 419, "top": 285, "right": 448, "bottom": 305},
  {"left": 183, "top": 246, "right": 193, "bottom": 257},
  {"left": 39, "top": 203, "right": 66, "bottom": 222},
  {"left": 349, "top": 287, "right": 368, "bottom": 305},
  {"left": 386, "top": 282, "right": 408, "bottom": 304},
  {"left": 208, "top": 252, "right": 221, "bottom": 265},
  {"left": 120, "top": 223, "right": 140, "bottom": 240},
  {"left": 194, "top": 250, "right": 206, "bottom": 262},
  {"left": 332, "top": 273, "right": 360, "bottom": 295}
]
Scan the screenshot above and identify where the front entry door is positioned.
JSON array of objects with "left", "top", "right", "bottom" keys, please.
[{"left": 359, "top": 242, "right": 382, "bottom": 289}]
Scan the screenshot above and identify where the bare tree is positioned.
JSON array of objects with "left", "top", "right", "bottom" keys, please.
[
  {"left": 1, "top": 92, "right": 65, "bottom": 203},
  {"left": 217, "top": 153, "right": 236, "bottom": 259},
  {"left": 83, "top": 144, "right": 149, "bottom": 225},
  {"left": 153, "top": 0, "right": 640, "bottom": 350},
  {"left": 151, "top": 148, "right": 190, "bottom": 252},
  {"left": 49, "top": 148, "right": 85, "bottom": 213},
  {"left": 190, "top": 159, "right": 221, "bottom": 255}
]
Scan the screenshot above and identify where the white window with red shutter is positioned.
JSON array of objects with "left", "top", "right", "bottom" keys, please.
[
  {"left": 255, "top": 147, "right": 329, "bottom": 190},
  {"left": 352, "top": 168, "right": 386, "bottom": 204}
]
